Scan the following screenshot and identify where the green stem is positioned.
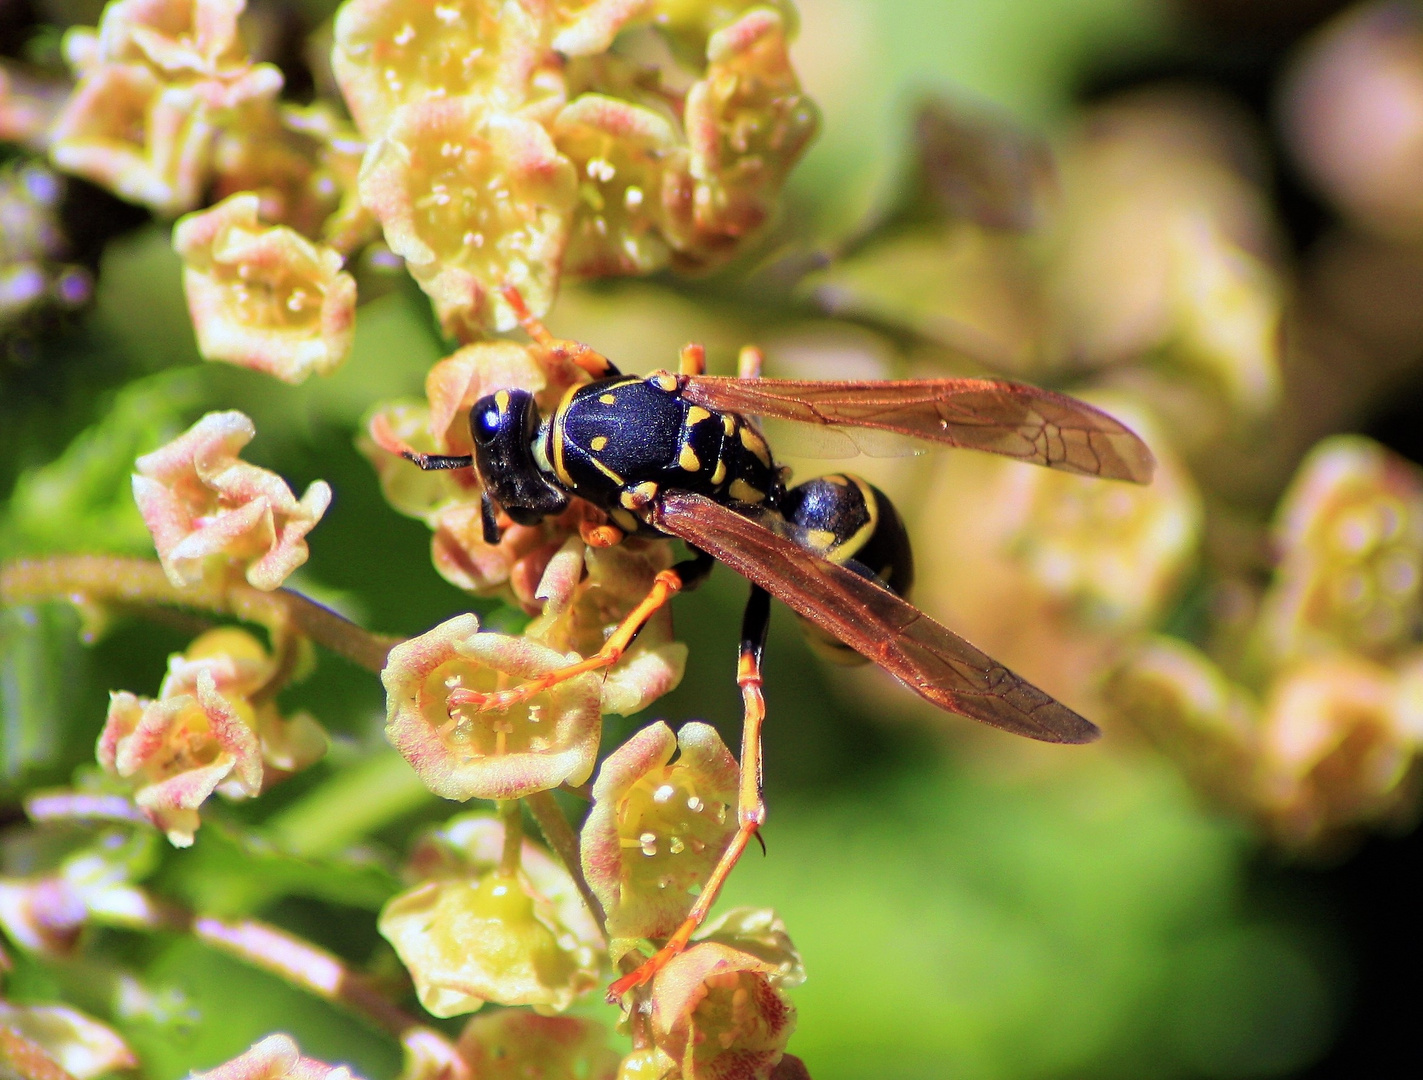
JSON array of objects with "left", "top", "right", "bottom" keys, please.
[
  {"left": 527, "top": 790, "right": 606, "bottom": 937},
  {"left": 265, "top": 751, "right": 436, "bottom": 857},
  {"left": 498, "top": 800, "right": 524, "bottom": 876},
  {"left": 1, "top": 556, "right": 402, "bottom": 673}
]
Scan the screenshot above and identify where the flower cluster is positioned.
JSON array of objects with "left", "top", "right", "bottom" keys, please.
[
  {"left": 336, "top": 0, "right": 819, "bottom": 334},
  {"left": 98, "top": 627, "right": 328, "bottom": 845},
  {"left": 1110, "top": 435, "right": 1423, "bottom": 849}
]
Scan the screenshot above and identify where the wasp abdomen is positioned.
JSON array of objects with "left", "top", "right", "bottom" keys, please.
[{"left": 782, "top": 474, "right": 915, "bottom": 664}]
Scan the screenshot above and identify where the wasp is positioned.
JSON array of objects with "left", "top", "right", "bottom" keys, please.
[{"left": 375, "top": 288, "right": 1155, "bottom": 997}]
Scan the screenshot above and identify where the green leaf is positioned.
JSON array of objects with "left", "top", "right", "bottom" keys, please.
[
  {"left": 0, "top": 603, "right": 88, "bottom": 788},
  {"left": 1, "top": 372, "right": 204, "bottom": 559},
  {"left": 159, "top": 820, "right": 402, "bottom": 919}
]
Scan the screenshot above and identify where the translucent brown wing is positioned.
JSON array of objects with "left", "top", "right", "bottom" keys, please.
[
  {"left": 680, "top": 376, "right": 1155, "bottom": 483},
  {"left": 652, "top": 491, "right": 1100, "bottom": 744}
]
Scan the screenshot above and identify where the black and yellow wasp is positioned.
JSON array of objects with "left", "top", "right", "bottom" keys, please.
[{"left": 376, "top": 288, "right": 1155, "bottom": 996}]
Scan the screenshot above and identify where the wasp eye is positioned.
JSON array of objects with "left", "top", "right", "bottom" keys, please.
[{"left": 473, "top": 407, "right": 501, "bottom": 444}]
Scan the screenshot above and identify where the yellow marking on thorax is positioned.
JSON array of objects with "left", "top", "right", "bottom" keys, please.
[
  {"left": 495, "top": 389, "right": 510, "bottom": 411},
  {"left": 592, "top": 456, "right": 624, "bottom": 485},
  {"left": 679, "top": 442, "right": 701, "bottom": 472},
  {"left": 687, "top": 406, "right": 711, "bottom": 426},
  {"left": 653, "top": 373, "right": 677, "bottom": 392},
  {"left": 722, "top": 414, "right": 736, "bottom": 436},
  {"left": 728, "top": 478, "right": 766, "bottom": 504},
  {"left": 550, "top": 383, "right": 581, "bottom": 487},
  {"left": 711, "top": 459, "right": 727, "bottom": 486},
  {"left": 591, "top": 435, "right": 609, "bottom": 452},
  {"left": 620, "top": 481, "right": 659, "bottom": 510},
  {"left": 599, "top": 393, "right": 617, "bottom": 405},
  {"left": 740, "top": 426, "right": 771, "bottom": 467}
]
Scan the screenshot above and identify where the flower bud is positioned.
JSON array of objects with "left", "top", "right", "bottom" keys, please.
[
  {"left": 132, "top": 410, "right": 332, "bottom": 590},
  {"left": 581, "top": 721, "right": 737, "bottom": 939},
  {"left": 379, "top": 813, "right": 602, "bottom": 1016},
  {"left": 382, "top": 614, "right": 602, "bottom": 801},
  {"left": 1257, "top": 651, "right": 1423, "bottom": 848},
  {"left": 174, "top": 193, "right": 357, "bottom": 383},
  {"left": 1259, "top": 435, "right": 1423, "bottom": 663},
  {"left": 677, "top": 8, "right": 818, "bottom": 261}
]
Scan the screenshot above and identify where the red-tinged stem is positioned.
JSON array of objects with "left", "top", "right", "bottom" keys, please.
[
  {"left": 0, "top": 556, "right": 401, "bottom": 674},
  {"left": 189, "top": 916, "right": 418, "bottom": 1038},
  {"left": 87, "top": 891, "right": 421, "bottom": 1038}
]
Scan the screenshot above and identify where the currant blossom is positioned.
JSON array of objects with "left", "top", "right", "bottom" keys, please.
[
  {"left": 96, "top": 628, "right": 327, "bottom": 846},
  {"left": 650, "top": 940, "right": 798, "bottom": 1080},
  {"left": 174, "top": 194, "right": 357, "bottom": 383},
  {"left": 581, "top": 721, "right": 737, "bottom": 939},
  {"left": 382, "top": 614, "right": 602, "bottom": 801},
  {"left": 331, "top": 0, "right": 549, "bottom": 139},
  {"left": 528, "top": 540, "right": 688, "bottom": 715},
  {"left": 359, "top": 99, "right": 578, "bottom": 336},
  {"left": 133, "top": 411, "right": 332, "bottom": 590},
  {"left": 379, "top": 814, "right": 602, "bottom": 1016}
]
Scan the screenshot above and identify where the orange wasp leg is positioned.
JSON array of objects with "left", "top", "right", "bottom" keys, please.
[
  {"left": 679, "top": 342, "right": 706, "bottom": 376},
  {"left": 500, "top": 285, "right": 618, "bottom": 381},
  {"left": 607, "top": 585, "right": 772, "bottom": 1000},
  {"left": 450, "top": 551, "right": 714, "bottom": 714}
]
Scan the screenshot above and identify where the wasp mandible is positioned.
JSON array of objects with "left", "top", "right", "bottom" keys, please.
[{"left": 374, "top": 287, "right": 1156, "bottom": 997}]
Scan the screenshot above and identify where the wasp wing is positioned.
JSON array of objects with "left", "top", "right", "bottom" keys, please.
[
  {"left": 652, "top": 491, "right": 1100, "bottom": 744},
  {"left": 680, "top": 376, "right": 1155, "bottom": 483}
]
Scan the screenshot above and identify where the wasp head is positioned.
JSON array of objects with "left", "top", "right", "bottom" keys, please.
[{"left": 469, "top": 390, "right": 569, "bottom": 530}]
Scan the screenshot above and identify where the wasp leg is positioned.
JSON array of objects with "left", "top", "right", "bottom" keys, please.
[
  {"left": 450, "top": 550, "right": 714, "bottom": 713},
  {"left": 500, "top": 285, "right": 622, "bottom": 380},
  {"left": 737, "top": 344, "right": 764, "bottom": 381},
  {"left": 679, "top": 342, "right": 706, "bottom": 376},
  {"left": 607, "top": 585, "right": 771, "bottom": 1000}
]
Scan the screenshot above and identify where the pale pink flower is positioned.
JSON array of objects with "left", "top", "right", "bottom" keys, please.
[
  {"left": 133, "top": 411, "right": 332, "bottom": 590},
  {"left": 359, "top": 100, "right": 577, "bottom": 336},
  {"left": 381, "top": 614, "right": 602, "bottom": 801},
  {"left": 48, "top": 63, "right": 215, "bottom": 216},
  {"left": 98, "top": 672, "right": 262, "bottom": 847},
  {"left": 581, "top": 721, "right": 737, "bottom": 939},
  {"left": 379, "top": 814, "right": 602, "bottom": 1016},
  {"left": 174, "top": 194, "right": 357, "bottom": 383},
  {"left": 332, "top": 0, "right": 547, "bottom": 138},
  {"left": 527, "top": 540, "right": 688, "bottom": 715},
  {"left": 650, "top": 941, "right": 797, "bottom": 1080},
  {"left": 552, "top": 0, "right": 653, "bottom": 57}
]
